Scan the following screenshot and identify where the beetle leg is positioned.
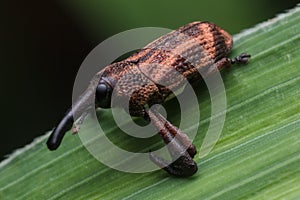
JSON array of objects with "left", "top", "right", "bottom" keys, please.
[
  {"left": 218, "top": 53, "right": 251, "bottom": 70},
  {"left": 228, "top": 53, "right": 251, "bottom": 65},
  {"left": 151, "top": 111, "right": 197, "bottom": 157},
  {"left": 204, "top": 53, "right": 251, "bottom": 75},
  {"left": 72, "top": 111, "right": 89, "bottom": 134},
  {"left": 146, "top": 109, "right": 198, "bottom": 177}
]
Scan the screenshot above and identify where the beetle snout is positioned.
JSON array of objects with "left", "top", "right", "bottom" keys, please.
[{"left": 47, "top": 110, "right": 74, "bottom": 150}]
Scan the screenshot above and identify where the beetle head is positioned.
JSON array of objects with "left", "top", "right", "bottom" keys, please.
[
  {"left": 95, "top": 61, "right": 138, "bottom": 108},
  {"left": 47, "top": 62, "right": 127, "bottom": 150}
]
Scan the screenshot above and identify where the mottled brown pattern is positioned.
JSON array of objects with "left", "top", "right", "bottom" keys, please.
[
  {"left": 179, "top": 22, "right": 202, "bottom": 37},
  {"left": 100, "top": 22, "right": 235, "bottom": 114},
  {"left": 47, "top": 21, "right": 250, "bottom": 177}
]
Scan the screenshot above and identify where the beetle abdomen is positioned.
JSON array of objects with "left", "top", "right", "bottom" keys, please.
[
  {"left": 126, "top": 22, "right": 232, "bottom": 84},
  {"left": 102, "top": 22, "right": 235, "bottom": 114},
  {"left": 145, "top": 21, "right": 232, "bottom": 61}
]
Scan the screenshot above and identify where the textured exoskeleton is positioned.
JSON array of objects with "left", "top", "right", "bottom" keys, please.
[{"left": 47, "top": 22, "right": 250, "bottom": 177}]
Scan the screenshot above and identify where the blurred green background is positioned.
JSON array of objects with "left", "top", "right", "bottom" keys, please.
[{"left": 0, "top": 0, "right": 298, "bottom": 161}]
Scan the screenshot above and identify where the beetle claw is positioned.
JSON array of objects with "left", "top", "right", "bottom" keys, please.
[
  {"left": 149, "top": 151, "right": 198, "bottom": 177},
  {"left": 147, "top": 109, "right": 198, "bottom": 177},
  {"left": 231, "top": 53, "right": 251, "bottom": 65}
]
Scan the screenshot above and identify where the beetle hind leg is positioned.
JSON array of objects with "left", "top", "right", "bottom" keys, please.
[
  {"left": 229, "top": 53, "right": 251, "bottom": 65},
  {"left": 146, "top": 109, "right": 198, "bottom": 177},
  {"left": 149, "top": 151, "right": 197, "bottom": 177},
  {"left": 218, "top": 53, "right": 251, "bottom": 69}
]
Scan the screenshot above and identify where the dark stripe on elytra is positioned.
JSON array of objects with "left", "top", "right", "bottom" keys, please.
[
  {"left": 179, "top": 22, "right": 202, "bottom": 37},
  {"left": 171, "top": 54, "right": 198, "bottom": 77},
  {"left": 135, "top": 48, "right": 157, "bottom": 63},
  {"left": 147, "top": 22, "right": 203, "bottom": 52},
  {"left": 208, "top": 23, "right": 226, "bottom": 62},
  {"left": 214, "top": 42, "right": 228, "bottom": 61},
  {"left": 146, "top": 30, "right": 185, "bottom": 51}
]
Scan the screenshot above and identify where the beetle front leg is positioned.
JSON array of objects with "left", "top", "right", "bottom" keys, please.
[{"left": 146, "top": 109, "right": 198, "bottom": 177}]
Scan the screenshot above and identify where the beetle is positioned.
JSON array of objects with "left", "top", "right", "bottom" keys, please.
[{"left": 47, "top": 21, "right": 250, "bottom": 177}]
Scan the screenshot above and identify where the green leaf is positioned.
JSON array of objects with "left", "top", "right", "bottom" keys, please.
[{"left": 1, "top": 5, "right": 300, "bottom": 200}]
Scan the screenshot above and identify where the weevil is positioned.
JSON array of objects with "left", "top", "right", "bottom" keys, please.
[{"left": 47, "top": 22, "right": 250, "bottom": 177}]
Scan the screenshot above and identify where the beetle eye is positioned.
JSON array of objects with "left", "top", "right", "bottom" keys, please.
[
  {"left": 96, "top": 82, "right": 111, "bottom": 108},
  {"left": 96, "top": 83, "right": 108, "bottom": 99}
]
